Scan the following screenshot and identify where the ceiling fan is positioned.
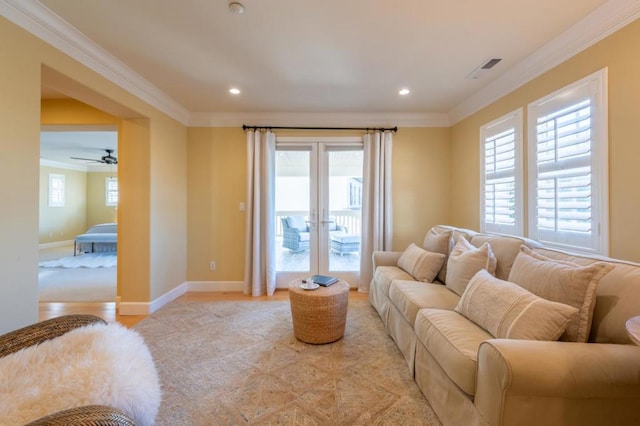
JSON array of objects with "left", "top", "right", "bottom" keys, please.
[{"left": 71, "top": 149, "right": 118, "bottom": 165}]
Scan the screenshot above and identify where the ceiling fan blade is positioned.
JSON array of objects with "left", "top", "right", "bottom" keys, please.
[{"left": 70, "top": 156, "right": 105, "bottom": 163}]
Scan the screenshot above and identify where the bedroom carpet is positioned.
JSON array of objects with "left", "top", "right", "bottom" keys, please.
[
  {"left": 38, "top": 244, "right": 116, "bottom": 302},
  {"left": 38, "top": 267, "right": 116, "bottom": 302},
  {"left": 133, "top": 299, "right": 441, "bottom": 425}
]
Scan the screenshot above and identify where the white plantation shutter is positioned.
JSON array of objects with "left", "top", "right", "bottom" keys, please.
[
  {"left": 105, "top": 177, "right": 118, "bottom": 206},
  {"left": 480, "top": 109, "right": 523, "bottom": 236},
  {"left": 48, "top": 173, "right": 65, "bottom": 207},
  {"left": 528, "top": 69, "right": 608, "bottom": 254}
]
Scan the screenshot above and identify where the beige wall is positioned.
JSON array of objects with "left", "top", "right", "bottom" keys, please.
[
  {"left": 38, "top": 165, "right": 87, "bottom": 243},
  {"left": 38, "top": 167, "right": 117, "bottom": 245},
  {"left": 149, "top": 118, "right": 187, "bottom": 300},
  {"left": 87, "top": 171, "right": 118, "bottom": 226},
  {"left": 0, "top": 18, "right": 41, "bottom": 331},
  {"left": 187, "top": 127, "right": 247, "bottom": 282},
  {"left": 186, "top": 127, "right": 451, "bottom": 281},
  {"left": 0, "top": 17, "right": 187, "bottom": 331},
  {"left": 392, "top": 127, "right": 451, "bottom": 251},
  {"left": 450, "top": 18, "right": 640, "bottom": 262}
]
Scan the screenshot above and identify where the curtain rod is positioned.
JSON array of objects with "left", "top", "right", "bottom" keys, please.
[{"left": 242, "top": 124, "right": 397, "bottom": 133}]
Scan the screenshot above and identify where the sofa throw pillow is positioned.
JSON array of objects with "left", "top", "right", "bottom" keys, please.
[
  {"left": 423, "top": 228, "right": 453, "bottom": 283},
  {"left": 445, "top": 236, "right": 497, "bottom": 296},
  {"left": 508, "top": 246, "right": 614, "bottom": 343},
  {"left": 455, "top": 270, "right": 579, "bottom": 341},
  {"left": 397, "top": 243, "right": 445, "bottom": 283}
]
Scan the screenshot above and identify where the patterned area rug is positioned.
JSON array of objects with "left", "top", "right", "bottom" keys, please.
[{"left": 134, "top": 299, "right": 441, "bottom": 425}]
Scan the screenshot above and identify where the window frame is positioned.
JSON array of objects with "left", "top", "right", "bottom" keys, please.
[
  {"left": 479, "top": 108, "right": 524, "bottom": 236},
  {"left": 526, "top": 68, "right": 609, "bottom": 255},
  {"left": 48, "top": 173, "right": 65, "bottom": 207},
  {"left": 105, "top": 177, "right": 118, "bottom": 207}
]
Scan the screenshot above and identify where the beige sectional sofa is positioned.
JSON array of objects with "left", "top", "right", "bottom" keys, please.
[{"left": 369, "top": 225, "right": 640, "bottom": 426}]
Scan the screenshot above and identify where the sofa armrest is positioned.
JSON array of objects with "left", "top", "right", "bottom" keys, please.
[
  {"left": 372, "top": 251, "right": 402, "bottom": 268},
  {"left": 0, "top": 315, "right": 106, "bottom": 358},
  {"left": 475, "top": 339, "right": 640, "bottom": 426}
]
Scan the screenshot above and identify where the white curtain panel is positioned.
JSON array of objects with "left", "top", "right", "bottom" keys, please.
[
  {"left": 359, "top": 131, "right": 393, "bottom": 292},
  {"left": 244, "top": 130, "right": 277, "bottom": 296}
]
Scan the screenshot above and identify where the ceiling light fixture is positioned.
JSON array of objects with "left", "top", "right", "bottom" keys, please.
[
  {"left": 398, "top": 88, "right": 410, "bottom": 96},
  {"left": 228, "top": 2, "right": 245, "bottom": 15},
  {"left": 229, "top": 87, "right": 241, "bottom": 95}
]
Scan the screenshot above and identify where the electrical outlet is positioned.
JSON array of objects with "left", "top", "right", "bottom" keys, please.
[{"left": 209, "top": 261, "right": 216, "bottom": 271}]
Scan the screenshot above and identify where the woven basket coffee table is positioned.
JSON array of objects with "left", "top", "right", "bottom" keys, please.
[{"left": 289, "top": 279, "right": 349, "bottom": 344}]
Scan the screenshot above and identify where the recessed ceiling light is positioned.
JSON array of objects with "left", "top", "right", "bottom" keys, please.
[
  {"left": 398, "top": 88, "right": 410, "bottom": 96},
  {"left": 229, "top": 2, "right": 245, "bottom": 15},
  {"left": 229, "top": 88, "right": 241, "bottom": 95}
]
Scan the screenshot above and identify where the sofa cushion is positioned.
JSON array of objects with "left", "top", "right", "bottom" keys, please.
[
  {"left": 286, "top": 216, "right": 308, "bottom": 231},
  {"left": 389, "top": 280, "right": 461, "bottom": 327},
  {"left": 397, "top": 244, "right": 445, "bottom": 283},
  {"left": 445, "top": 236, "right": 497, "bottom": 296},
  {"left": 508, "top": 246, "right": 614, "bottom": 343},
  {"left": 469, "top": 234, "right": 541, "bottom": 280},
  {"left": 415, "top": 309, "right": 492, "bottom": 396},
  {"left": 373, "top": 266, "right": 414, "bottom": 298},
  {"left": 456, "top": 270, "right": 578, "bottom": 341},
  {"left": 423, "top": 228, "right": 453, "bottom": 282}
]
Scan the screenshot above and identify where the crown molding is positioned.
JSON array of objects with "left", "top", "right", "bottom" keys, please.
[
  {"left": 0, "top": 0, "right": 190, "bottom": 125},
  {"left": 188, "top": 112, "right": 451, "bottom": 128},
  {"left": 448, "top": 0, "right": 640, "bottom": 124},
  {"left": 40, "top": 158, "right": 87, "bottom": 171},
  {"left": 3, "top": 0, "right": 639, "bottom": 129}
]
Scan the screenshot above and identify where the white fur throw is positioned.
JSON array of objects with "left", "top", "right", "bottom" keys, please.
[{"left": 0, "top": 322, "right": 161, "bottom": 426}]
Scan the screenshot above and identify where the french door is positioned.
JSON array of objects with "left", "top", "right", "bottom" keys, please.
[{"left": 275, "top": 138, "right": 363, "bottom": 288}]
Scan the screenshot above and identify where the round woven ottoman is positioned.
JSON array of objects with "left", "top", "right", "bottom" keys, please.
[{"left": 289, "top": 279, "right": 350, "bottom": 344}]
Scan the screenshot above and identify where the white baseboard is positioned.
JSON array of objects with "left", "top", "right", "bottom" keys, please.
[
  {"left": 187, "top": 281, "right": 244, "bottom": 292},
  {"left": 118, "top": 282, "right": 188, "bottom": 316},
  {"left": 39, "top": 240, "right": 74, "bottom": 250},
  {"left": 118, "top": 281, "right": 244, "bottom": 316}
]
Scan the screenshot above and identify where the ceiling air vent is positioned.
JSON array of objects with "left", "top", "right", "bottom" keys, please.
[{"left": 465, "top": 58, "right": 503, "bottom": 80}]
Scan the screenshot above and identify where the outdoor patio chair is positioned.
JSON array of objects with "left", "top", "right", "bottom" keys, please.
[{"left": 281, "top": 215, "right": 347, "bottom": 252}]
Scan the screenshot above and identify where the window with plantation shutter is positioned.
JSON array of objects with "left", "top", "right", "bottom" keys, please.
[
  {"left": 105, "top": 177, "right": 118, "bottom": 206},
  {"left": 48, "top": 173, "right": 65, "bottom": 207},
  {"left": 480, "top": 109, "right": 523, "bottom": 236},
  {"left": 527, "top": 69, "right": 608, "bottom": 255}
]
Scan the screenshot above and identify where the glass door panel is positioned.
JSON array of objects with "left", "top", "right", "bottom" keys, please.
[
  {"left": 275, "top": 141, "right": 363, "bottom": 288},
  {"left": 326, "top": 149, "right": 363, "bottom": 276},
  {"left": 275, "top": 149, "right": 312, "bottom": 275}
]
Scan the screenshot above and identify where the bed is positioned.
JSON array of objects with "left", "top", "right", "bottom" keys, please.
[{"left": 74, "top": 223, "right": 117, "bottom": 255}]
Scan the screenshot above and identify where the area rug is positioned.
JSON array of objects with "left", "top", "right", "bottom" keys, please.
[
  {"left": 39, "top": 252, "right": 117, "bottom": 268},
  {"left": 134, "top": 299, "right": 442, "bottom": 425}
]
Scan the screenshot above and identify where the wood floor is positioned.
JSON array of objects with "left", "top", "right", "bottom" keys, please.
[{"left": 39, "top": 289, "right": 369, "bottom": 328}]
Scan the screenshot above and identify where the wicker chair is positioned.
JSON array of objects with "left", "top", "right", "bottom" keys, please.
[
  {"left": 0, "top": 315, "right": 136, "bottom": 426},
  {"left": 281, "top": 215, "right": 347, "bottom": 252}
]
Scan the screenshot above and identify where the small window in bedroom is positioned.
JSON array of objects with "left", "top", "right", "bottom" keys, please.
[
  {"left": 479, "top": 108, "right": 524, "bottom": 236},
  {"left": 105, "top": 177, "right": 118, "bottom": 206},
  {"left": 527, "top": 68, "right": 608, "bottom": 255},
  {"left": 48, "top": 173, "right": 65, "bottom": 207}
]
